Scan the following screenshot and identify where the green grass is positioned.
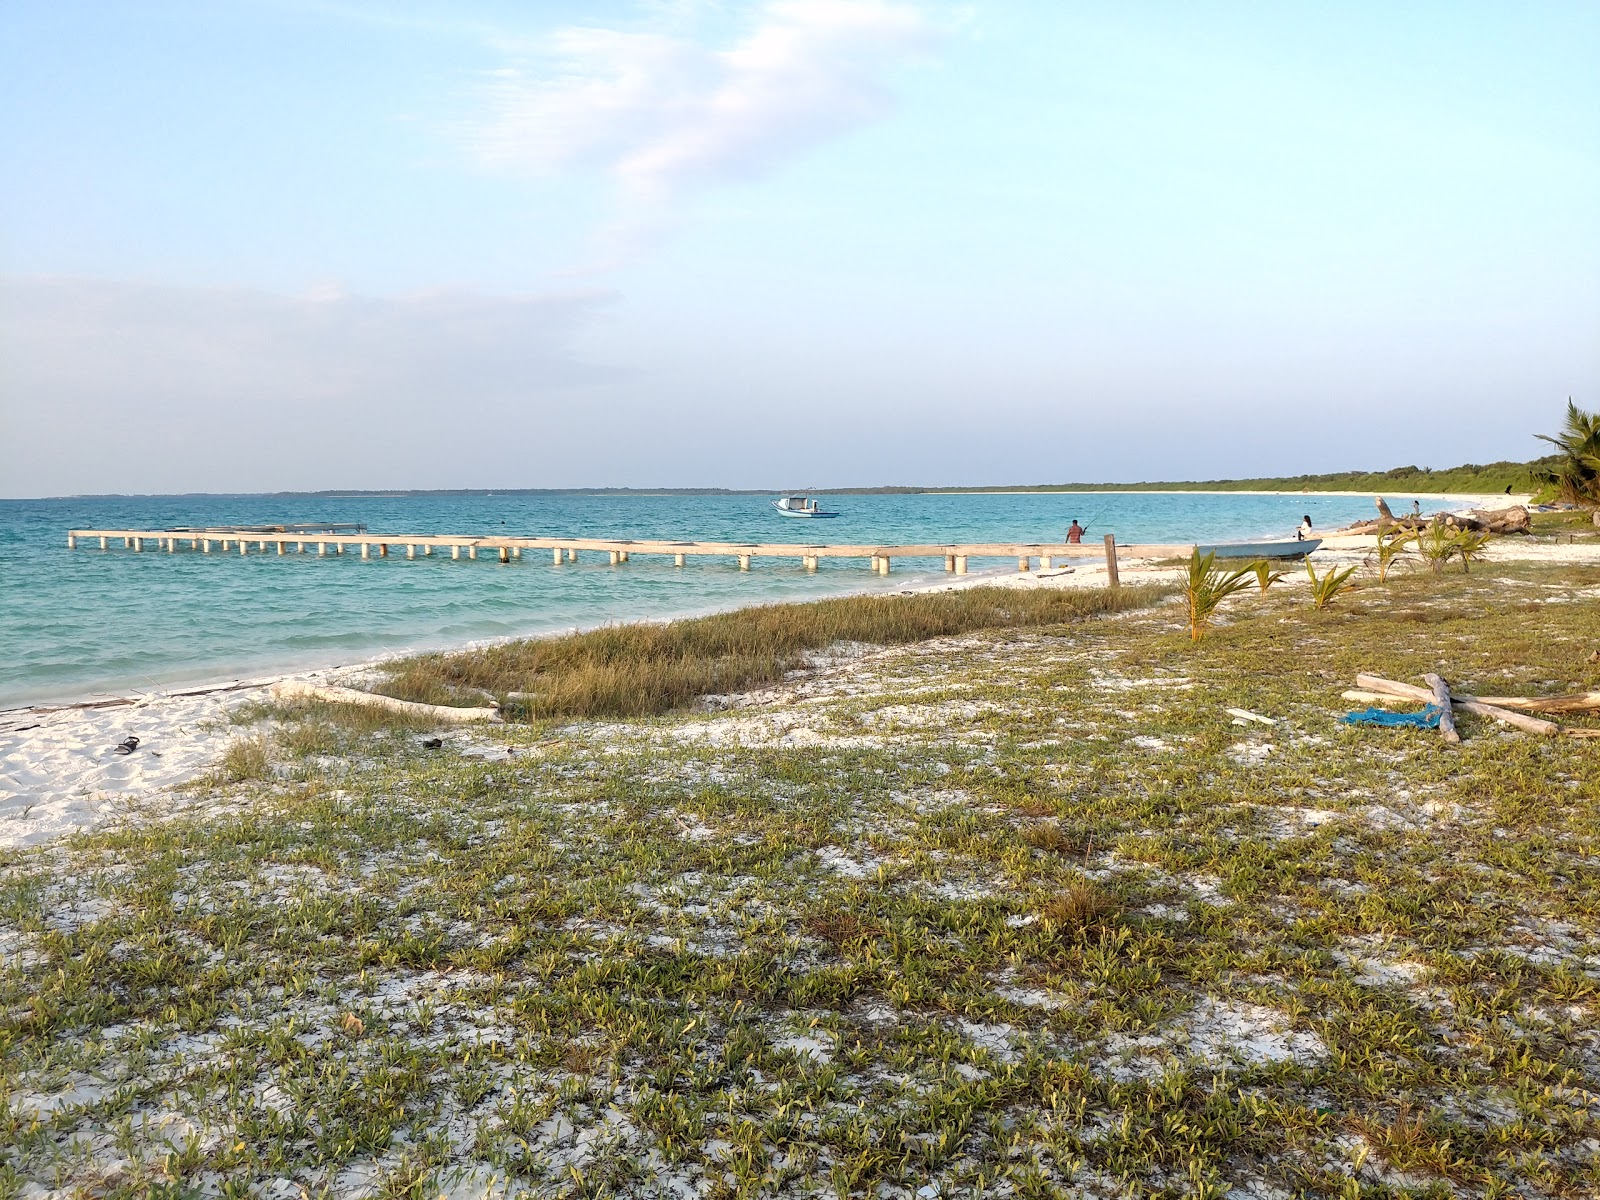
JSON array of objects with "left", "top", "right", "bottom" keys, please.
[
  {"left": 3, "top": 565, "right": 1599, "bottom": 1197},
  {"left": 373, "top": 584, "right": 1168, "bottom": 718}
]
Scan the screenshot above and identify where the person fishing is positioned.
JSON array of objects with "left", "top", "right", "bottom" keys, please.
[{"left": 1066, "top": 519, "right": 1085, "bottom": 544}]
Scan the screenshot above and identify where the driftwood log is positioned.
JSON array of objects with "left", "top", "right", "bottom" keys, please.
[
  {"left": 1344, "top": 689, "right": 1600, "bottom": 713},
  {"left": 1353, "top": 675, "right": 1559, "bottom": 736},
  {"left": 268, "top": 681, "right": 501, "bottom": 723},
  {"left": 1422, "top": 673, "right": 1461, "bottom": 743},
  {"left": 1441, "top": 506, "right": 1529, "bottom": 535}
]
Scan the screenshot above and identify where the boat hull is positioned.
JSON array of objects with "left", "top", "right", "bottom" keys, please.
[
  {"left": 772, "top": 508, "right": 840, "bottom": 518},
  {"left": 1195, "top": 538, "right": 1321, "bottom": 560}
]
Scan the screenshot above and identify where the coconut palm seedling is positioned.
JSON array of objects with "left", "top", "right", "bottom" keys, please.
[
  {"left": 1454, "top": 528, "right": 1492, "bottom": 573},
  {"left": 1185, "top": 549, "right": 1255, "bottom": 643},
  {"left": 1306, "top": 558, "right": 1359, "bottom": 609},
  {"left": 1249, "top": 559, "right": 1289, "bottom": 595},
  {"left": 1371, "top": 529, "right": 1413, "bottom": 584},
  {"left": 1414, "top": 521, "right": 1459, "bottom": 575}
]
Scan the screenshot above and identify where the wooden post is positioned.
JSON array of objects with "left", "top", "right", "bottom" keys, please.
[
  {"left": 1040, "top": 555, "right": 1053, "bottom": 570},
  {"left": 620, "top": 551, "right": 629, "bottom": 563},
  {"left": 944, "top": 554, "right": 955, "bottom": 572},
  {"left": 379, "top": 543, "right": 389, "bottom": 558},
  {"left": 407, "top": 544, "right": 416, "bottom": 559},
  {"left": 739, "top": 554, "right": 751, "bottom": 571},
  {"left": 675, "top": 553, "right": 686, "bottom": 567},
  {"left": 609, "top": 550, "right": 620, "bottom": 566},
  {"left": 879, "top": 556, "right": 891, "bottom": 575},
  {"left": 805, "top": 556, "right": 817, "bottom": 571},
  {"left": 277, "top": 541, "right": 286, "bottom": 555},
  {"left": 870, "top": 555, "right": 881, "bottom": 572},
  {"left": 468, "top": 546, "right": 477, "bottom": 560},
  {"left": 452, "top": 545, "right": 461, "bottom": 560},
  {"left": 296, "top": 541, "right": 304, "bottom": 553},
  {"left": 100, "top": 536, "right": 108, "bottom": 550},
  {"left": 554, "top": 548, "right": 564, "bottom": 565},
  {"left": 258, "top": 540, "right": 268, "bottom": 553},
  {"left": 168, "top": 537, "right": 175, "bottom": 553},
  {"left": 499, "top": 546, "right": 510, "bottom": 563},
  {"left": 424, "top": 545, "right": 432, "bottom": 556},
  {"left": 317, "top": 542, "right": 326, "bottom": 556},
  {"left": 1103, "top": 534, "right": 1120, "bottom": 588},
  {"left": 239, "top": 540, "right": 247, "bottom": 555},
  {"left": 132, "top": 537, "right": 142, "bottom": 552},
  {"left": 566, "top": 549, "right": 577, "bottom": 562},
  {"left": 203, "top": 539, "right": 211, "bottom": 553},
  {"left": 361, "top": 543, "right": 369, "bottom": 559},
  {"left": 513, "top": 547, "right": 521, "bottom": 560},
  {"left": 1423, "top": 673, "right": 1461, "bottom": 744},
  {"left": 955, "top": 555, "right": 967, "bottom": 575},
  {"left": 1017, "top": 556, "right": 1029, "bottom": 572},
  {"left": 67, "top": 534, "right": 77, "bottom": 548}
]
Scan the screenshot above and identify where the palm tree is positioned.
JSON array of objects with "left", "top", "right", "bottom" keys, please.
[{"left": 1535, "top": 398, "right": 1600, "bottom": 506}]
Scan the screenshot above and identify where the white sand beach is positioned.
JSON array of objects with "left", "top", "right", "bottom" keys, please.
[{"left": 4, "top": 533, "right": 1595, "bottom": 853}]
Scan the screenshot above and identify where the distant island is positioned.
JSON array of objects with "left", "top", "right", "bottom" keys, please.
[{"left": 52, "top": 455, "right": 1554, "bottom": 501}]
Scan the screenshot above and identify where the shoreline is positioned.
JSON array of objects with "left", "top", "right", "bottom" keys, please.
[{"left": 0, "top": 556, "right": 1183, "bottom": 849}]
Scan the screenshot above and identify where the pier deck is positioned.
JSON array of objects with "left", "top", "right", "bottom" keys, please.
[{"left": 66, "top": 528, "right": 1192, "bottom": 576}]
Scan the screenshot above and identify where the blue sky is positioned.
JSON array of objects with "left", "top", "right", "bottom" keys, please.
[{"left": 2, "top": 0, "right": 1596, "bottom": 494}]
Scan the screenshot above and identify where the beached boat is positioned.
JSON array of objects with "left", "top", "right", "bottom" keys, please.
[
  {"left": 771, "top": 496, "right": 840, "bottom": 519},
  {"left": 1195, "top": 538, "right": 1321, "bottom": 560}
]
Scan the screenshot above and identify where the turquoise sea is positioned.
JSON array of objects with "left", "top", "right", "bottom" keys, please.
[{"left": 1, "top": 491, "right": 1417, "bottom": 706}]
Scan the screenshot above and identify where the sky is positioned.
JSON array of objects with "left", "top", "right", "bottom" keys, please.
[{"left": 1, "top": 0, "right": 1597, "bottom": 496}]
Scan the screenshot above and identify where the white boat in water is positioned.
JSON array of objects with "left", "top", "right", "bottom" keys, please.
[{"left": 771, "top": 495, "right": 840, "bottom": 519}]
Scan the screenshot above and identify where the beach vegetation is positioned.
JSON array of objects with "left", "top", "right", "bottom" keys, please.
[
  {"left": 1414, "top": 522, "right": 1460, "bottom": 575},
  {"left": 1369, "top": 528, "right": 1413, "bottom": 583},
  {"left": 207, "top": 734, "right": 272, "bottom": 783},
  {"left": 1247, "top": 559, "right": 1289, "bottom": 594},
  {"left": 1534, "top": 397, "right": 1600, "bottom": 506},
  {"left": 2, "top": 562, "right": 1599, "bottom": 1196},
  {"left": 373, "top": 585, "right": 1168, "bottom": 718},
  {"left": 1183, "top": 550, "right": 1254, "bottom": 642},
  {"left": 1453, "top": 528, "right": 1493, "bottom": 572},
  {"left": 1305, "top": 559, "right": 1359, "bottom": 609}
]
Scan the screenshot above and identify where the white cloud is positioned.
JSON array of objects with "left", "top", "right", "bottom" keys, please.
[{"left": 467, "top": 1, "right": 935, "bottom": 248}]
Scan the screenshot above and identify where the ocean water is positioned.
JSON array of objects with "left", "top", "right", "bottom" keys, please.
[{"left": 1, "top": 490, "right": 1408, "bottom": 706}]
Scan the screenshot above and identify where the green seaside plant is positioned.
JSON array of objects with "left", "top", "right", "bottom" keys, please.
[
  {"left": 1415, "top": 522, "right": 1460, "bottom": 575},
  {"left": 1249, "top": 560, "right": 1289, "bottom": 595},
  {"left": 1306, "top": 559, "right": 1359, "bottom": 609},
  {"left": 1455, "top": 529, "right": 1493, "bottom": 573},
  {"left": 1184, "top": 550, "right": 1255, "bottom": 643},
  {"left": 1371, "top": 529, "right": 1413, "bottom": 584}
]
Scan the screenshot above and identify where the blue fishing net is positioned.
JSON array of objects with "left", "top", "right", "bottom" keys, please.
[{"left": 1339, "top": 705, "right": 1444, "bottom": 729}]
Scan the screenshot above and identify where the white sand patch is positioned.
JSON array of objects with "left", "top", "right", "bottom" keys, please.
[
  {"left": 773, "top": 1031, "right": 834, "bottom": 1062},
  {"left": 0, "top": 666, "right": 359, "bottom": 849},
  {"left": 1103, "top": 998, "right": 1326, "bottom": 1079},
  {"left": 816, "top": 845, "right": 883, "bottom": 879},
  {"left": 1129, "top": 735, "right": 1174, "bottom": 752},
  {"left": 1227, "top": 740, "right": 1274, "bottom": 764},
  {"left": 996, "top": 984, "right": 1066, "bottom": 1010}
]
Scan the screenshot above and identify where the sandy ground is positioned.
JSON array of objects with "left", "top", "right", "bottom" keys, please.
[{"left": 3, "top": 533, "right": 1595, "bottom": 852}]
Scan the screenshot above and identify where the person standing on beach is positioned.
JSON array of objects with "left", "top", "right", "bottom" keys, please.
[{"left": 1066, "top": 520, "right": 1084, "bottom": 544}]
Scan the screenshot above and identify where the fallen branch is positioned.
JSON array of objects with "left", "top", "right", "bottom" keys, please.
[
  {"left": 1354, "top": 675, "right": 1558, "bottom": 736},
  {"left": 1422, "top": 673, "right": 1461, "bottom": 744},
  {"left": 268, "top": 681, "right": 501, "bottom": 724},
  {"left": 1470, "top": 692, "right": 1600, "bottom": 714}
]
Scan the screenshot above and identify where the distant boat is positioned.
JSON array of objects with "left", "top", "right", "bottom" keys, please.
[
  {"left": 771, "top": 495, "right": 840, "bottom": 519},
  {"left": 1196, "top": 538, "right": 1321, "bottom": 560}
]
